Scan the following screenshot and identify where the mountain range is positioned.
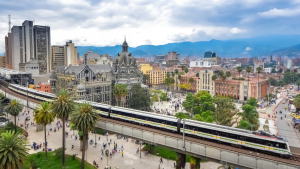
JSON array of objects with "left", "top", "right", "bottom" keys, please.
[{"left": 76, "top": 35, "right": 300, "bottom": 58}]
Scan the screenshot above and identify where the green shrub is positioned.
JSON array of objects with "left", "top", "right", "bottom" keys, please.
[
  {"left": 54, "top": 147, "right": 65, "bottom": 158},
  {"left": 71, "top": 153, "right": 77, "bottom": 160},
  {"left": 37, "top": 152, "right": 43, "bottom": 158},
  {"left": 30, "top": 161, "right": 38, "bottom": 169}
]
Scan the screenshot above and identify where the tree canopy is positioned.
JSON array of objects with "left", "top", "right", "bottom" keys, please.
[{"left": 130, "top": 84, "right": 150, "bottom": 110}]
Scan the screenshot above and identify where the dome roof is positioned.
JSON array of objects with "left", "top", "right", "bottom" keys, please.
[
  {"left": 68, "top": 82, "right": 73, "bottom": 88},
  {"left": 49, "top": 71, "right": 57, "bottom": 80},
  {"left": 77, "top": 83, "right": 85, "bottom": 90}
]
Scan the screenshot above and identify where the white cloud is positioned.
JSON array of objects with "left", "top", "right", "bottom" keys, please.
[
  {"left": 258, "top": 7, "right": 300, "bottom": 17},
  {"left": 230, "top": 27, "right": 247, "bottom": 34},
  {"left": 246, "top": 47, "right": 252, "bottom": 51}
]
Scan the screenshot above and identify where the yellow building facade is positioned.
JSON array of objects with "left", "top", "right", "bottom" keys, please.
[
  {"left": 146, "top": 68, "right": 166, "bottom": 85},
  {"left": 139, "top": 64, "right": 153, "bottom": 74}
]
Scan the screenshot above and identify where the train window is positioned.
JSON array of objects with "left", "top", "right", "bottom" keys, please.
[
  {"left": 228, "top": 134, "right": 237, "bottom": 139},
  {"left": 220, "top": 132, "right": 228, "bottom": 137},
  {"left": 238, "top": 136, "right": 245, "bottom": 140},
  {"left": 276, "top": 144, "right": 279, "bottom": 147}
]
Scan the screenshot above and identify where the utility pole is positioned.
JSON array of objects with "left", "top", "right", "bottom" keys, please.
[
  {"left": 27, "top": 81, "right": 29, "bottom": 113},
  {"left": 140, "top": 141, "right": 142, "bottom": 158}
]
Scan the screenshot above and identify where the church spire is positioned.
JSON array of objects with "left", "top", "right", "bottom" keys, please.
[{"left": 122, "top": 37, "right": 128, "bottom": 52}]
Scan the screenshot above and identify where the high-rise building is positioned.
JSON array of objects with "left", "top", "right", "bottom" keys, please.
[
  {"left": 34, "top": 25, "right": 51, "bottom": 74},
  {"left": 0, "top": 56, "right": 6, "bottom": 68},
  {"left": 65, "top": 40, "right": 77, "bottom": 66},
  {"left": 51, "top": 40, "right": 78, "bottom": 70},
  {"left": 277, "top": 57, "right": 282, "bottom": 66},
  {"left": 11, "top": 20, "right": 51, "bottom": 74},
  {"left": 5, "top": 33, "right": 12, "bottom": 69},
  {"left": 51, "top": 46, "right": 65, "bottom": 69}
]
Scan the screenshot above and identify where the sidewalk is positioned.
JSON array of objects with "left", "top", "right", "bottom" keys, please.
[{"left": 7, "top": 107, "right": 221, "bottom": 169}]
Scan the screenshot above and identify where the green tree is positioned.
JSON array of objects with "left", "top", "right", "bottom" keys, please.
[
  {"left": 256, "top": 67, "right": 263, "bottom": 99},
  {"left": 196, "top": 73, "right": 199, "bottom": 77},
  {"left": 151, "top": 93, "right": 159, "bottom": 102},
  {"left": 236, "top": 66, "right": 243, "bottom": 80},
  {"left": 160, "top": 93, "right": 168, "bottom": 101},
  {"left": 296, "top": 80, "right": 300, "bottom": 91},
  {"left": 182, "top": 93, "right": 194, "bottom": 113},
  {"left": 130, "top": 84, "right": 150, "bottom": 110},
  {"left": 213, "top": 96, "right": 239, "bottom": 126},
  {"left": 184, "top": 68, "right": 188, "bottom": 74},
  {"left": 293, "top": 94, "right": 300, "bottom": 113},
  {"left": 181, "top": 66, "right": 185, "bottom": 72},
  {"left": 33, "top": 102, "right": 55, "bottom": 160},
  {"left": 5, "top": 99, "right": 24, "bottom": 134},
  {"left": 225, "top": 71, "right": 231, "bottom": 78},
  {"left": 218, "top": 70, "right": 224, "bottom": 77},
  {"left": 236, "top": 120, "right": 252, "bottom": 130},
  {"left": 189, "top": 77, "right": 194, "bottom": 84},
  {"left": 178, "top": 74, "right": 181, "bottom": 80},
  {"left": 269, "top": 77, "right": 278, "bottom": 86},
  {"left": 0, "top": 131, "right": 29, "bottom": 169},
  {"left": 70, "top": 102, "right": 98, "bottom": 169},
  {"left": 113, "top": 84, "right": 128, "bottom": 106},
  {"left": 175, "top": 69, "right": 179, "bottom": 75},
  {"left": 174, "top": 112, "right": 190, "bottom": 120},
  {"left": 193, "top": 91, "right": 214, "bottom": 115},
  {"left": 245, "top": 97, "right": 259, "bottom": 107},
  {"left": 194, "top": 111, "right": 213, "bottom": 123},
  {"left": 143, "top": 74, "right": 149, "bottom": 84},
  {"left": 246, "top": 66, "right": 252, "bottom": 88},
  {"left": 51, "top": 89, "right": 75, "bottom": 167},
  {"left": 237, "top": 102, "right": 259, "bottom": 131}
]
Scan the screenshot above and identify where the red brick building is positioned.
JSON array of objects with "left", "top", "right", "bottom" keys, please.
[
  {"left": 179, "top": 72, "right": 198, "bottom": 92},
  {"left": 36, "top": 82, "right": 51, "bottom": 93},
  {"left": 214, "top": 78, "right": 269, "bottom": 101}
]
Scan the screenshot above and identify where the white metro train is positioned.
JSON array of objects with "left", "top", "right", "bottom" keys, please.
[{"left": 7, "top": 82, "right": 291, "bottom": 157}]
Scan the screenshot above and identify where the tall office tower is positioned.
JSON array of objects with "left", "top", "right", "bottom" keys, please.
[
  {"left": 65, "top": 40, "right": 77, "bottom": 66},
  {"left": 11, "top": 20, "right": 51, "bottom": 74},
  {"left": 34, "top": 25, "right": 51, "bottom": 74},
  {"left": 11, "top": 25, "right": 24, "bottom": 71},
  {"left": 51, "top": 46, "right": 65, "bottom": 69},
  {"left": 5, "top": 33, "right": 12, "bottom": 69}
]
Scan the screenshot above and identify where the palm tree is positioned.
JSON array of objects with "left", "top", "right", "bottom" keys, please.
[
  {"left": 5, "top": 99, "right": 24, "bottom": 133},
  {"left": 218, "top": 70, "right": 224, "bottom": 77},
  {"left": 225, "top": 71, "right": 231, "bottom": 78},
  {"left": 181, "top": 66, "right": 185, "bottom": 72},
  {"left": 120, "top": 84, "right": 128, "bottom": 106},
  {"left": 0, "top": 131, "right": 29, "bottom": 169},
  {"left": 211, "top": 74, "right": 217, "bottom": 94},
  {"left": 246, "top": 66, "right": 252, "bottom": 90},
  {"left": 184, "top": 68, "right": 188, "bottom": 74},
  {"left": 113, "top": 84, "right": 121, "bottom": 106},
  {"left": 70, "top": 102, "right": 98, "bottom": 169},
  {"left": 175, "top": 69, "right": 179, "bottom": 75},
  {"left": 51, "top": 89, "right": 75, "bottom": 167},
  {"left": 33, "top": 102, "right": 55, "bottom": 160},
  {"left": 236, "top": 66, "right": 243, "bottom": 80},
  {"left": 221, "top": 75, "right": 227, "bottom": 96},
  {"left": 256, "top": 67, "right": 263, "bottom": 100}
]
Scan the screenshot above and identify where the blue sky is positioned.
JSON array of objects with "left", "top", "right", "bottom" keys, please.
[{"left": 0, "top": 0, "right": 300, "bottom": 53}]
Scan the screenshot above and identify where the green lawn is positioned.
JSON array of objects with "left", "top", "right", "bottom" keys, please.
[
  {"left": 22, "top": 152, "right": 96, "bottom": 169},
  {"left": 142, "top": 144, "right": 206, "bottom": 163}
]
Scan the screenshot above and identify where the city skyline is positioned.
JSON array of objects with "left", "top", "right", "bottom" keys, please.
[{"left": 1, "top": 0, "right": 300, "bottom": 54}]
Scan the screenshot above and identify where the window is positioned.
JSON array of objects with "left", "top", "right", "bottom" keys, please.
[{"left": 244, "top": 86, "right": 247, "bottom": 89}]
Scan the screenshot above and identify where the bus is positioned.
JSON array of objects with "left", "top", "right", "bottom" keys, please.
[{"left": 289, "top": 99, "right": 293, "bottom": 104}]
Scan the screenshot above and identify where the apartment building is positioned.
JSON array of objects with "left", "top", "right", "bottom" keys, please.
[
  {"left": 5, "top": 33, "right": 12, "bottom": 69},
  {"left": 51, "top": 40, "right": 78, "bottom": 70},
  {"left": 0, "top": 56, "right": 6, "bottom": 68},
  {"left": 146, "top": 68, "right": 166, "bottom": 85}
]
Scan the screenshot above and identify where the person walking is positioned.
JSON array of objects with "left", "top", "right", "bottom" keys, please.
[{"left": 122, "top": 151, "right": 123, "bottom": 157}]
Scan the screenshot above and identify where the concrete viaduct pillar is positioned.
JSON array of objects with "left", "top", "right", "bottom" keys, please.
[
  {"left": 190, "top": 156, "right": 200, "bottom": 169},
  {"left": 175, "top": 152, "right": 186, "bottom": 169}
]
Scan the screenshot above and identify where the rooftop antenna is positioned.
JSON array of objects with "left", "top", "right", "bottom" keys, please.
[{"left": 8, "top": 15, "right": 11, "bottom": 33}]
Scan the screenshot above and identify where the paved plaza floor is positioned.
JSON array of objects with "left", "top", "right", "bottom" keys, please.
[{"left": 7, "top": 106, "right": 221, "bottom": 169}]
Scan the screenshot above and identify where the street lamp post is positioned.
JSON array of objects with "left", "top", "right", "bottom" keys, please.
[{"left": 140, "top": 141, "right": 142, "bottom": 158}]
